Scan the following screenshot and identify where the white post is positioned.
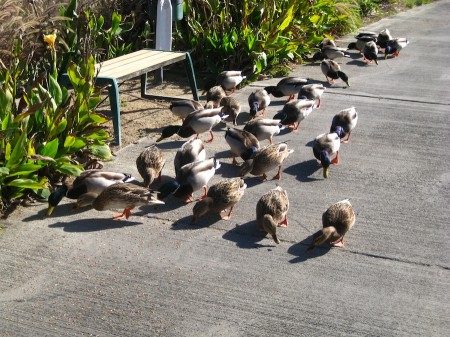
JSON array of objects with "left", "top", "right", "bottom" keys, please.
[{"left": 155, "top": 0, "right": 173, "bottom": 82}]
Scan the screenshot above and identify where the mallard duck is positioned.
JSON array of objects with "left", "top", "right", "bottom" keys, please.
[
  {"left": 191, "top": 178, "right": 247, "bottom": 224},
  {"left": 243, "top": 118, "right": 283, "bottom": 144},
  {"left": 317, "top": 37, "right": 336, "bottom": 49},
  {"left": 348, "top": 32, "right": 377, "bottom": 53},
  {"left": 178, "top": 107, "right": 228, "bottom": 143},
  {"left": 248, "top": 89, "right": 271, "bottom": 119},
  {"left": 174, "top": 138, "right": 206, "bottom": 176},
  {"left": 224, "top": 127, "right": 260, "bottom": 165},
  {"left": 47, "top": 170, "right": 134, "bottom": 216},
  {"left": 170, "top": 99, "right": 203, "bottom": 121},
  {"left": 240, "top": 142, "right": 294, "bottom": 181},
  {"left": 220, "top": 96, "right": 241, "bottom": 125},
  {"left": 377, "top": 28, "right": 392, "bottom": 50},
  {"left": 158, "top": 158, "right": 220, "bottom": 202},
  {"left": 321, "top": 59, "right": 350, "bottom": 87},
  {"left": 136, "top": 144, "right": 166, "bottom": 188},
  {"left": 384, "top": 38, "right": 409, "bottom": 59},
  {"left": 298, "top": 84, "right": 326, "bottom": 108},
  {"left": 264, "top": 77, "right": 308, "bottom": 102},
  {"left": 363, "top": 40, "right": 379, "bottom": 64},
  {"left": 313, "top": 131, "right": 342, "bottom": 178},
  {"left": 330, "top": 107, "right": 358, "bottom": 143},
  {"left": 216, "top": 71, "right": 246, "bottom": 93},
  {"left": 306, "top": 199, "right": 356, "bottom": 252},
  {"left": 313, "top": 46, "right": 350, "bottom": 62},
  {"left": 74, "top": 183, "right": 164, "bottom": 219},
  {"left": 273, "top": 98, "right": 316, "bottom": 131},
  {"left": 256, "top": 186, "right": 290, "bottom": 244},
  {"left": 205, "top": 85, "right": 226, "bottom": 109}
]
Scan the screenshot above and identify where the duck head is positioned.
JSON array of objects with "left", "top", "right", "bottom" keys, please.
[
  {"left": 156, "top": 125, "right": 181, "bottom": 142},
  {"left": 47, "top": 185, "right": 69, "bottom": 216},
  {"left": 240, "top": 146, "right": 258, "bottom": 161},
  {"left": 319, "top": 151, "right": 331, "bottom": 178},
  {"left": 333, "top": 126, "right": 345, "bottom": 139},
  {"left": 157, "top": 180, "right": 180, "bottom": 200},
  {"left": 249, "top": 102, "right": 260, "bottom": 119},
  {"left": 337, "top": 71, "right": 350, "bottom": 87}
]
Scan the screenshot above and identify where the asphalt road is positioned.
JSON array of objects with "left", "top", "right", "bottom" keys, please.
[{"left": 1, "top": 1, "right": 449, "bottom": 336}]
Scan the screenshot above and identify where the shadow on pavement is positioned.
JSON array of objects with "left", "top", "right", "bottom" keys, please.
[
  {"left": 170, "top": 213, "right": 221, "bottom": 229},
  {"left": 222, "top": 220, "right": 278, "bottom": 249},
  {"left": 283, "top": 159, "right": 322, "bottom": 182},
  {"left": 287, "top": 233, "right": 331, "bottom": 263},
  {"left": 48, "top": 217, "right": 143, "bottom": 232}
]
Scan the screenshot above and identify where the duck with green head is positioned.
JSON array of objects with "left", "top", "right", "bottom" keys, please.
[
  {"left": 224, "top": 127, "right": 260, "bottom": 166},
  {"left": 312, "top": 129, "right": 342, "bottom": 178},
  {"left": 158, "top": 158, "right": 221, "bottom": 202},
  {"left": 321, "top": 59, "right": 350, "bottom": 87}
]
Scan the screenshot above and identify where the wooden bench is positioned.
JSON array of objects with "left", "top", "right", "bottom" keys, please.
[{"left": 60, "top": 48, "right": 199, "bottom": 146}]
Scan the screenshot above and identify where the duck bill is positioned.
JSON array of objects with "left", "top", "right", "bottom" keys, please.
[
  {"left": 155, "top": 136, "right": 164, "bottom": 143},
  {"left": 272, "top": 234, "right": 280, "bottom": 244},
  {"left": 345, "top": 81, "right": 350, "bottom": 87},
  {"left": 323, "top": 166, "right": 329, "bottom": 178},
  {"left": 46, "top": 206, "right": 55, "bottom": 216}
]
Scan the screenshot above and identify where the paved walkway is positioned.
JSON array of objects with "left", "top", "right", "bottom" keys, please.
[{"left": 1, "top": 1, "right": 449, "bottom": 336}]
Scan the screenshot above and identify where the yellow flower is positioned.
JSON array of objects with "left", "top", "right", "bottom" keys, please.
[{"left": 43, "top": 33, "right": 57, "bottom": 49}]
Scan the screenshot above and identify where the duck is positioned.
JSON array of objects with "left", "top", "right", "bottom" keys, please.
[
  {"left": 74, "top": 183, "right": 164, "bottom": 220},
  {"left": 178, "top": 107, "right": 228, "bottom": 143},
  {"left": 273, "top": 98, "right": 316, "bottom": 131},
  {"left": 306, "top": 199, "right": 356, "bottom": 252},
  {"left": 240, "top": 142, "right": 294, "bottom": 181},
  {"left": 363, "top": 40, "right": 379, "bottom": 64},
  {"left": 377, "top": 28, "right": 392, "bottom": 50},
  {"left": 205, "top": 85, "right": 226, "bottom": 108},
  {"left": 47, "top": 170, "right": 134, "bottom": 216},
  {"left": 243, "top": 118, "right": 283, "bottom": 144},
  {"left": 256, "top": 186, "right": 289, "bottom": 244},
  {"left": 136, "top": 144, "right": 166, "bottom": 188},
  {"left": 298, "top": 84, "right": 326, "bottom": 108},
  {"left": 174, "top": 138, "right": 206, "bottom": 176},
  {"left": 224, "top": 127, "right": 260, "bottom": 165},
  {"left": 312, "top": 131, "right": 342, "bottom": 178},
  {"left": 330, "top": 107, "right": 358, "bottom": 143},
  {"left": 220, "top": 96, "right": 241, "bottom": 125},
  {"left": 191, "top": 178, "right": 247, "bottom": 224},
  {"left": 264, "top": 77, "right": 308, "bottom": 102},
  {"left": 313, "top": 46, "right": 350, "bottom": 62},
  {"left": 170, "top": 99, "right": 203, "bottom": 121},
  {"left": 215, "top": 71, "right": 246, "bottom": 93},
  {"left": 158, "top": 158, "right": 220, "bottom": 202},
  {"left": 317, "top": 37, "right": 337, "bottom": 49},
  {"left": 248, "top": 89, "right": 271, "bottom": 119},
  {"left": 347, "top": 32, "right": 377, "bottom": 53},
  {"left": 321, "top": 59, "right": 350, "bottom": 87},
  {"left": 384, "top": 38, "right": 409, "bottom": 59}
]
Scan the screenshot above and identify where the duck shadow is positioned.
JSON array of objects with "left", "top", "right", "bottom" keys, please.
[
  {"left": 135, "top": 194, "right": 189, "bottom": 215},
  {"left": 48, "top": 217, "right": 143, "bottom": 232},
  {"left": 347, "top": 59, "right": 369, "bottom": 67},
  {"left": 287, "top": 233, "right": 331, "bottom": 263},
  {"left": 284, "top": 159, "right": 321, "bottom": 182},
  {"left": 21, "top": 202, "right": 93, "bottom": 222},
  {"left": 170, "top": 213, "right": 222, "bottom": 230},
  {"left": 152, "top": 140, "right": 186, "bottom": 150},
  {"left": 222, "top": 220, "right": 276, "bottom": 249},
  {"left": 217, "top": 161, "right": 241, "bottom": 179}
]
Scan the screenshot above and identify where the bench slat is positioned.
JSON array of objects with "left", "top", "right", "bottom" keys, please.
[{"left": 96, "top": 49, "right": 187, "bottom": 81}]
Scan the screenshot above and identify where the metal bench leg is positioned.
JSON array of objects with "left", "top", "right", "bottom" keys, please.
[
  {"left": 184, "top": 52, "right": 199, "bottom": 101},
  {"left": 95, "top": 77, "right": 121, "bottom": 146}
]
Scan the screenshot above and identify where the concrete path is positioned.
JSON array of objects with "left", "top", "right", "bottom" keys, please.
[{"left": 1, "top": 1, "right": 449, "bottom": 336}]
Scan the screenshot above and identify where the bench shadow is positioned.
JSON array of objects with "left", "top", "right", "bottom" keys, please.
[
  {"left": 48, "top": 217, "right": 143, "bottom": 232},
  {"left": 222, "top": 220, "right": 277, "bottom": 249},
  {"left": 287, "top": 233, "right": 331, "bottom": 263}
]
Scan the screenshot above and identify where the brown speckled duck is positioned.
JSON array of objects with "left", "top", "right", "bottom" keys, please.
[
  {"left": 240, "top": 142, "right": 294, "bottom": 181},
  {"left": 191, "top": 178, "right": 247, "bottom": 224},
  {"left": 74, "top": 183, "right": 164, "bottom": 220},
  {"left": 220, "top": 96, "right": 241, "bottom": 125},
  {"left": 205, "top": 85, "right": 226, "bottom": 109},
  {"left": 307, "top": 199, "right": 356, "bottom": 251},
  {"left": 256, "top": 186, "right": 290, "bottom": 244},
  {"left": 136, "top": 144, "right": 166, "bottom": 188},
  {"left": 264, "top": 77, "right": 308, "bottom": 102}
]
